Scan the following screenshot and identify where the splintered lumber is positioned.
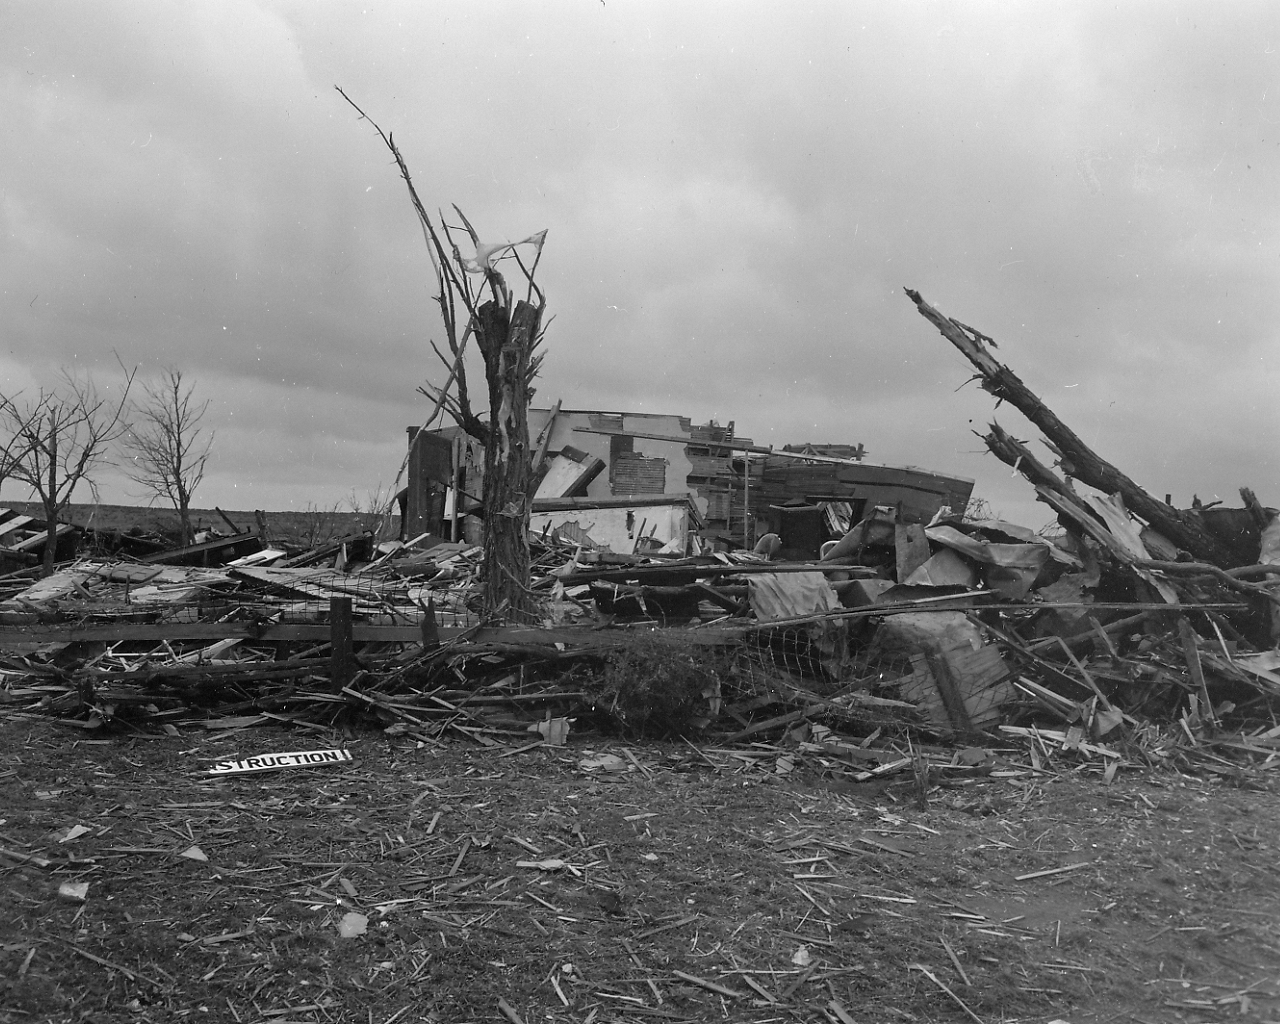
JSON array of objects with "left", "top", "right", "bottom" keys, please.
[
  {"left": 981, "top": 427, "right": 1133, "bottom": 561},
  {"left": 672, "top": 970, "right": 745, "bottom": 999},
  {"left": 1178, "top": 617, "right": 1218, "bottom": 727},
  {"left": 904, "top": 288, "right": 1233, "bottom": 565},
  {"left": 497, "top": 998, "right": 525, "bottom": 1024},
  {"left": 62, "top": 941, "right": 165, "bottom": 990},
  {"left": 530, "top": 397, "right": 562, "bottom": 474},
  {"left": 1136, "top": 559, "right": 1280, "bottom": 604},
  {"left": 922, "top": 646, "right": 976, "bottom": 733},
  {"left": 909, "top": 963, "right": 985, "bottom": 1024},
  {"left": 560, "top": 559, "right": 878, "bottom": 585},
  {"left": 722, "top": 706, "right": 824, "bottom": 743},
  {"left": 1014, "top": 861, "right": 1096, "bottom": 881}
]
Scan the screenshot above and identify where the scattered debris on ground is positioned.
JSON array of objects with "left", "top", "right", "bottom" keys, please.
[
  {"left": 3, "top": 717, "right": 1280, "bottom": 1023},
  {"left": 3, "top": 464, "right": 1278, "bottom": 790}
]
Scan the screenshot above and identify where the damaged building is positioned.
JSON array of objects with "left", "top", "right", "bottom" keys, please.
[{"left": 403, "top": 406, "right": 973, "bottom": 557}]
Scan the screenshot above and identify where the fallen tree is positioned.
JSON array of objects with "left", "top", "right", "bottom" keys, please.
[{"left": 905, "top": 288, "right": 1235, "bottom": 566}]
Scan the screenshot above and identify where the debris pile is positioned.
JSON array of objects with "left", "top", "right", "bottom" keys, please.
[
  {"left": 1, "top": 294, "right": 1278, "bottom": 787},
  {"left": 0, "top": 494, "right": 1274, "bottom": 780}
]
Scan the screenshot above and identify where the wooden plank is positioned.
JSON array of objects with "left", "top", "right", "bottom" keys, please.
[
  {"left": 900, "top": 642, "right": 1013, "bottom": 734},
  {"left": 575, "top": 426, "right": 873, "bottom": 466},
  {"left": 530, "top": 398, "right": 562, "bottom": 473},
  {"left": 896, "top": 663, "right": 950, "bottom": 731},
  {"left": 0, "top": 515, "right": 35, "bottom": 538},
  {"left": 1179, "top": 616, "right": 1217, "bottom": 726},
  {"left": 947, "top": 644, "right": 1013, "bottom": 731},
  {"left": 229, "top": 565, "right": 340, "bottom": 599},
  {"left": 139, "top": 532, "right": 262, "bottom": 565},
  {"left": 10, "top": 524, "right": 76, "bottom": 552},
  {"left": 534, "top": 447, "right": 605, "bottom": 499},
  {"left": 227, "top": 565, "right": 395, "bottom": 605},
  {"left": 923, "top": 646, "right": 976, "bottom": 733}
]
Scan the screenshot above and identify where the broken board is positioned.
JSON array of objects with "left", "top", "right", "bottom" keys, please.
[{"left": 896, "top": 640, "right": 1014, "bottom": 735}]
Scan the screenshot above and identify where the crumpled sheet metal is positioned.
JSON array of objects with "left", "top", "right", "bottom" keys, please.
[
  {"left": 904, "top": 548, "right": 978, "bottom": 589},
  {"left": 922, "top": 525, "right": 1049, "bottom": 600}
]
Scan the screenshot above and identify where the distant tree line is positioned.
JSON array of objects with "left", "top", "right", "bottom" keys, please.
[{"left": 0, "top": 366, "right": 214, "bottom": 574}]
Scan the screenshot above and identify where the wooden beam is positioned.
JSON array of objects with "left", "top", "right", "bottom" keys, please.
[{"left": 573, "top": 427, "right": 871, "bottom": 467}]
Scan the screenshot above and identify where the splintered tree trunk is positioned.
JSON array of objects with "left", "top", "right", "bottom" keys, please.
[
  {"left": 475, "top": 298, "right": 541, "bottom": 621},
  {"left": 178, "top": 487, "right": 194, "bottom": 546},
  {"left": 905, "top": 288, "right": 1234, "bottom": 566},
  {"left": 42, "top": 501, "right": 58, "bottom": 576}
]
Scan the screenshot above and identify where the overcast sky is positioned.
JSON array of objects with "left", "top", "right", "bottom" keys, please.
[{"left": 4, "top": 1, "right": 1278, "bottom": 527}]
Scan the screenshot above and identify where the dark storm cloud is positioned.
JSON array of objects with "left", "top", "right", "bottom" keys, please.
[{"left": 2, "top": 1, "right": 1277, "bottom": 519}]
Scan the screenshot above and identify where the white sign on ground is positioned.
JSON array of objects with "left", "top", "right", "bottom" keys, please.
[{"left": 208, "top": 748, "right": 353, "bottom": 775}]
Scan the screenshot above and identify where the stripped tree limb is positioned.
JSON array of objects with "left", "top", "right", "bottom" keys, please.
[
  {"left": 905, "top": 288, "right": 1233, "bottom": 566},
  {"left": 983, "top": 422, "right": 1146, "bottom": 568},
  {"left": 1136, "top": 560, "right": 1280, "bottom": 605},
  {"left": 1225, "top": 564, "right": 1280, "bottom": 579}
]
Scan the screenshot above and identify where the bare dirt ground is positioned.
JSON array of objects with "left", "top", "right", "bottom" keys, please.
[{"left": 2, "top": 717, "right": 1278, "bottom": 1024}]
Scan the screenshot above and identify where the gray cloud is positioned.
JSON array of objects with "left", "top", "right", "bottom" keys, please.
[{"left": 2, "top": 1, "right": 1277, "bottom": 527}]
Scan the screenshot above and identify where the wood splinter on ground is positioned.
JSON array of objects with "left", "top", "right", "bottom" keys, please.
[{"left": 910, "top": 963, "right": 986, "bottom": 1024}]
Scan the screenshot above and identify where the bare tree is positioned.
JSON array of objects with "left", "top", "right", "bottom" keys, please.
[
  {"left": 339, "top": 87, "right": 548, "bottom": 622},
  {"left": 0, "top": 398, "right": 44, "bottom": 499},
  {"left": 2, "top": 368, "right": 135, "bottom": 575},
  {"left": 123, "top": 369, "right": 214, "bottom": 545}
]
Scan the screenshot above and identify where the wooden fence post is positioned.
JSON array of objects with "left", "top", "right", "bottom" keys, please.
[
  {"left": 330, "top": 596, "right": 354, "bottom": 691},
  {"left": 420, "top": 595, "right": 441, "bottom": 650}
]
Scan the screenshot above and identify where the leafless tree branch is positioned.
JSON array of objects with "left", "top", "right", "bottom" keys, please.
[
  {"left": 2, "top": 366, "right": 136, "bottom": 573},
  {"left": 122, "top": 368, "right": 214, "bottom": 544}
]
